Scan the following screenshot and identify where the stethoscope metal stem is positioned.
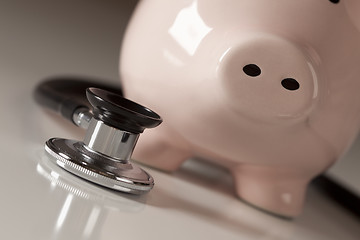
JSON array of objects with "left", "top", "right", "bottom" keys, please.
[
  {"left": 83, "top": 118, "right": 139, "bottom": 162},
  {"left": 72, "top": 108, "right": 92, "bottom": 129}
]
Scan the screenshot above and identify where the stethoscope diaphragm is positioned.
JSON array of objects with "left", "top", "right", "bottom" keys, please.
[{"left": 45, "top": 138, "right": 154, "bottom": 194}]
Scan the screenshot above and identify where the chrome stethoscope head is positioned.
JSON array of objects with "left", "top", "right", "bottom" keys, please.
[{"left": 37, "top": 83, "right": 162, "bottom": 194}]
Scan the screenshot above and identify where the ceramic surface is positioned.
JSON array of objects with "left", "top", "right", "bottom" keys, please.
[{"left": 120, "top": 0, "right": 360, "bottom": 217}]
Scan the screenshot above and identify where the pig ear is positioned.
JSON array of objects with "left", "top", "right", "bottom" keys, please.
[{"left": 345, "top": 0, "right": 360, "bottom": 31}]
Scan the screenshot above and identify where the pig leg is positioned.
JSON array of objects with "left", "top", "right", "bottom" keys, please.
[
  {"left": 131, "top": 125, "right": 192, "bottom": 172},
  {"left": 231, "top": 164, "right": 309, "bottom": 217}
]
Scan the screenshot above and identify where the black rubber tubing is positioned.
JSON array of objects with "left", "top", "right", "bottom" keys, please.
[{"left": 34, "top": 77, "right": 123, "bottom": 125}]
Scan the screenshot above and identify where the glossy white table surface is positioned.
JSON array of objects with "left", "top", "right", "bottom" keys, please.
[{"left": 0, "top": 0, "right": 359, "bottom": 239}]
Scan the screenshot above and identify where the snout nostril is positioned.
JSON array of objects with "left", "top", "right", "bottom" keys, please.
[
  {"left": 243, "top": 64, "right": 261, "bottom": 77},
  {"left": 281, "top": 78, "right": 300, "bottom": 91}
]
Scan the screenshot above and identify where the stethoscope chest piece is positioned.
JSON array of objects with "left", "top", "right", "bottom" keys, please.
[{"left": 41, "top": 86, "right": 162, "bottom": 194}]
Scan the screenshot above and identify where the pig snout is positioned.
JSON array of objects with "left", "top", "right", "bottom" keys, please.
[{"left": 219, "top": 33, "right": 319, "bottom": 123}]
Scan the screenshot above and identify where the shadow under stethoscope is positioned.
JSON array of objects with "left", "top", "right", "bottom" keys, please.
[
  {"left": 36, "top": 148, "right": 296, "bottom": 239},
  {"left": 35, "top": 150, "right": 148, "bottom": 239}
]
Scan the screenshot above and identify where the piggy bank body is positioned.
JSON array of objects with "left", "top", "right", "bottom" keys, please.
[{"left": 120, "top": 0, "right": 360, "bottom": 217}]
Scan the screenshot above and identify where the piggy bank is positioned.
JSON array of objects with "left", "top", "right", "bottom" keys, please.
[{"left": 120, "top": 0, "right": 360, "bottom": 217}]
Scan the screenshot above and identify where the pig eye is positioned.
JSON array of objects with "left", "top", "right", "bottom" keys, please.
[
  {"left": 243, "top": 64, "right": 261, "bottom": 77},
  {"left": 281, "top": 78, "right": 300, "bottom": 91},
  {"left": 329, "top": 0, "right": 340, "bottom": 4}
]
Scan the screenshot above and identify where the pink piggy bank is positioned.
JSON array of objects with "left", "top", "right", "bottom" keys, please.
[{"left": 120, "top": 0, "right": 360, "bottom": 217}]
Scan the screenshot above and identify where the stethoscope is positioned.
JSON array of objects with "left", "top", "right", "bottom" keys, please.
[{"left": 34, "top": 77, "right": 162, "bottom": 194}]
